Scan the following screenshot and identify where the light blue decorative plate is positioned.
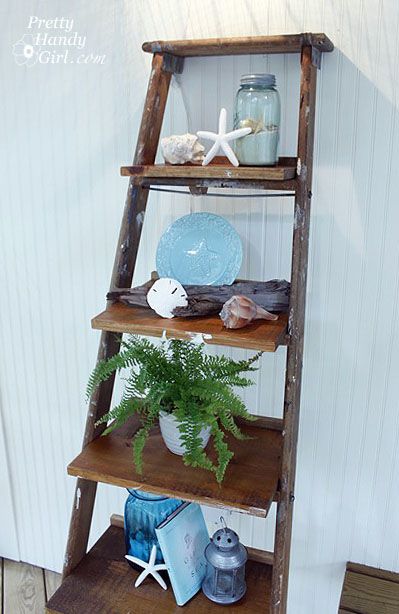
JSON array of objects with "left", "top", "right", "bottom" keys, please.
[{"left": 156, "top": 212, "right": 242, "bottom": 286}]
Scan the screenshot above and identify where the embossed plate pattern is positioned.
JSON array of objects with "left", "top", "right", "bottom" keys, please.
[{"left": 156, "top": 212, "right": 242, "bottom": 286}]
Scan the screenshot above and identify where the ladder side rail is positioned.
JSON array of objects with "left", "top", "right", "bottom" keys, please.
[
  {"left": 62, "top": 52, "right": 181, "bottom": 579},
  {"left": 271, "top": 44, "right": 318, "bottom": 613}
]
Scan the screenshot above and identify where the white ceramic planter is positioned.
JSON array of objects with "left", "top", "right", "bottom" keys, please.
[{"left": 159, "top": 410, "right": 211, "bottom": 456}]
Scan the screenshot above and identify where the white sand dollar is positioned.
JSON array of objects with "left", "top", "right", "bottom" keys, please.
[{"left": 146, "top": 278, "right": 188, "bottom": 318}]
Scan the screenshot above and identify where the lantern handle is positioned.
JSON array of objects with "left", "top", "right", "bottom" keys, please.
[{"left": 220, "top": 516, "right": 228, "bottom": 532}]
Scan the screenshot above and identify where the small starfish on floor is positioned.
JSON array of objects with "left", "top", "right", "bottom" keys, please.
[
  {"left": 197, "top": 107, "right": 251, "bottom": 166},
  {"left": 125, "top": 544, "right": 168, "bottom": 590}
]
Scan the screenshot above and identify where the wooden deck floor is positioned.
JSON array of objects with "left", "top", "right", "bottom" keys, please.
[
  {"left": 339, "top": 561, "right": 399, "bottom": 613},
  {"left": 3, "top": 556, "right": 399, "bottom": 613},
  {"left": 1, "top": 558, "right": 61, "bottom": 613}
]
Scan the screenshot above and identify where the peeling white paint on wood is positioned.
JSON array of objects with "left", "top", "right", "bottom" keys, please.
[
  {"left": 75, "top": 488, "right": 81, "bottom": 510},
  {"left": 187, "top": 332, "right": 213, "bottom": 344}
]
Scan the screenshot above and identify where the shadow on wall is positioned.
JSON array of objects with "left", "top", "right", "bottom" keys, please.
[{"left": 293, "top": 44, "right": 399, "bottom": 613}]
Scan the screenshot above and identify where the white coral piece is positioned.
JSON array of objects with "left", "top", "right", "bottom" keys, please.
[{"left": 161, "top": 133, "right": 205, "bottom": 165}]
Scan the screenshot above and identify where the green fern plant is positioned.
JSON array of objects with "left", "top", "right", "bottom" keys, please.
[{"left": 87, "top": 336, "right": 261, "bottom": 483}]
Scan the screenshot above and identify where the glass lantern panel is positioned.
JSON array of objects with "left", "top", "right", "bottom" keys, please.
[
  {"left": 215, "top": 569, "right": 234, "bottom": 596},
  {"left": 235, "top": 565, "right": 246, "bottom": 595}
]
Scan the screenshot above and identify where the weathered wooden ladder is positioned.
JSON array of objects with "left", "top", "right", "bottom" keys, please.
[{"left": 46, "top": 33, "right": 333, "bottom": 614}]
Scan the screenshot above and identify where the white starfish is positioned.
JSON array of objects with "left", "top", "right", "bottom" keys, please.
[
  {"left": 125, "top": 544, "right": 168, "bottom": 590},
  {"left": 197, "top": 108, "right": 251, "bottom": 167}
]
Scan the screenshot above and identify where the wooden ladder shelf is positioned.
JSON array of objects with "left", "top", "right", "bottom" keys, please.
[{"left": 46, "top": 32, "right": 333, "bottom": 614}]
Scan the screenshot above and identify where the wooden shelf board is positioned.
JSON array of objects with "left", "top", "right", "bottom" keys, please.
[
  {"left": 121, "top": 156, "right": 297, "bottom": 185},
  {"left": 91, "top": 303, "right": 288, "bottom": 352},
  {"left": 46, "top": 524, "right": 272, "bottom": 614},
  {"left": 68, "top": 416, "right": 282, "bottom": 518},
  {"left": 142, "top": 33, "right": 334, "bottom": 57}
]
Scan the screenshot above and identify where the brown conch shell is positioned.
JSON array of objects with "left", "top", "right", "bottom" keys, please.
[{"left": 220, "top": 295, "right": 278, "bottom": 329}]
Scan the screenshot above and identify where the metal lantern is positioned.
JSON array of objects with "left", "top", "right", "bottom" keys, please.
[{"left": 202, "top": 517, "right": 248, "bottom": 604}]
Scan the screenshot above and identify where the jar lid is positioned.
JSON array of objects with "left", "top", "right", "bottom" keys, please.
[{"left": 240, "top": 73, "right": 276, "bottom": 87}]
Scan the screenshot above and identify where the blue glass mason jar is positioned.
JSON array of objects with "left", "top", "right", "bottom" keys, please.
[
  {"left": 233, "top": 74, "right": 281, "bottom": 166},
  {"left": 124, "top": 489, "right": 183, "bottom": 564}
]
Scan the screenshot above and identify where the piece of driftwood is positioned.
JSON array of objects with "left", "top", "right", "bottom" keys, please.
[{"left": 107, "top": 278, "right": 290, "bottom": 317}]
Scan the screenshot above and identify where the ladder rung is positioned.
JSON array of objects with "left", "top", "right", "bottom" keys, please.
[{"left": 142, "top": 33, "right": 334, "bottom": 57}]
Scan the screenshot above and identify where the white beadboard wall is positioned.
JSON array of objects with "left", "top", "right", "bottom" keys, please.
[{"left": 1, "top": 1, "right": 399, "bottom": 612}]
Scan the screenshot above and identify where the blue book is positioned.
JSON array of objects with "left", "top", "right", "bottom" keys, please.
[{"left": 155, "top": 502, "right": 210, "bottom": 606}]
